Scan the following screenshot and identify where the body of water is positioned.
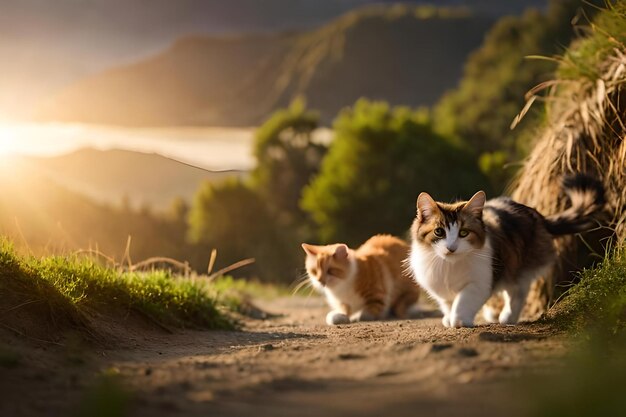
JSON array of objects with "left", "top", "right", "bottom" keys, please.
[{"left": 0, "top": 122, "right": 257, "bottom": 171}]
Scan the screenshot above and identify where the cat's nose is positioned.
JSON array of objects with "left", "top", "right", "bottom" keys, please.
[{"left": 446, "top": 246, "right": 457, "bottom": 253}]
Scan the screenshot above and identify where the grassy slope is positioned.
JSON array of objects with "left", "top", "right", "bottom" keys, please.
[
  {"left": 527, "top": 6, "right": 626, "bottom": 414},
  {"left": 548, "top": 249, "right": 626, "bottom": 333},
  {"left": 0, "top": 239, "right": 234, "bottom": 345}
]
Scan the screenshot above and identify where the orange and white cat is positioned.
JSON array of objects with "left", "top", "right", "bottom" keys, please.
[{"left": 302, "top": 234, "right": 419, "bottom": 325}]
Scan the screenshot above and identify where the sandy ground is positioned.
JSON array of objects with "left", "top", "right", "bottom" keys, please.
[{"left": 1, "top": 296, "right": 567, "bottom": 417}]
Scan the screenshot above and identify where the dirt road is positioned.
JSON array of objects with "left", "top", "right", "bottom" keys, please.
[{"left": 2, "top": 296, "right": 567, "bottom": 417}]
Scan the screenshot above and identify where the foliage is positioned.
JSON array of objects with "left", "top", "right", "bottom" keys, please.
[
  {"left": 252, "top": 97, "right": 326, "bottom": 226},
  {"left": 511, "top": 0, "right": 626, "bottom": 299},
  {"left": 557, "top": 1, "right": 626, "bottom": 80},
  {"left": 0, "top": 238, "right": 234, "bottom": 332},
  {"left": 301, "top": 99, "right": 488, "bottom": 246},
  {"left": 549, "top": 249, "right": 626, "bottom": 333},
  {"left": 187, "top": 179, "right": 299, "bottom": 282},
  {"left": 433, "top": 0, "right": 603, "bottom": 192},
  {"left": 529, "top": 247, "right": 626, "bottom": 417}
]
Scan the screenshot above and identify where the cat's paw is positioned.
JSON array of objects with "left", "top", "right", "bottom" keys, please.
[
  {"left": 351, "top": 310, "right": 381, "bottom": 322},
  {"left": 449, "top": 313, "right": 475, "bottom": 328},
  {"left": 442, "top": 315, "right": 451, "bottom": 327},
  {"left": 498, "top": 311, "right": 518, "bottom": 325},
  {"left": 326, "top": 311, "right": 350, "bottom": 325}
]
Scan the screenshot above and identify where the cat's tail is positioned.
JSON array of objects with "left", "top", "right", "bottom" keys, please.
[{"left": 544, "top": 173, "right": 605, "bottom": 236}]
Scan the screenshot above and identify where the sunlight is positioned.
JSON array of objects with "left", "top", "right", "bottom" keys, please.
[{"left": 0, "top": 122, "right": 18, "bottom": 157}]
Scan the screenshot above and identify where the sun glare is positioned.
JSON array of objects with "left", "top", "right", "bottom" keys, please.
[{"left": 0, "top": 123, "right": 18, "bottom": 158}]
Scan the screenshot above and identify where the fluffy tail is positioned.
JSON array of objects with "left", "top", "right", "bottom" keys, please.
[{"left": 544, "top": 173, "right": 605, "bottom": 236}]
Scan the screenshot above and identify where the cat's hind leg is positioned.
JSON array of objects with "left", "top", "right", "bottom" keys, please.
[
  {"left": 351, "top": 298, "right": 386, "bottom": 322},
  {"left": 482, "top": 304, "right": 500, "bottom": 324},
  {"left": 391, "top": 291, "right": 420, "bottom": 319},
  {"left": 499, "top": 280, "right": 532, "bottom": 325},
  {"left": 482, "top": 294, "right": 504, "bottom": 323}
]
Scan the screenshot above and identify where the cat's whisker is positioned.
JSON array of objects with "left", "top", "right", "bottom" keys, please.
[{"left": 291, "top": 277, "right": 313, "bottom": 295}]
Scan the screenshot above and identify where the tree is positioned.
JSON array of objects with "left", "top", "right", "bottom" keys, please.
[
  {"left": 252, "top": 98, "right": 326, "bottom": 226},
  {"left": 187, "top": 178, "right": 299, "bottom": 282},
  {"left": 301, "top": 99, "right": 488, "bottom": 246},
  {"left": 433, "top": 0, "right": 603, "bottom": 192},
  {"left": 168, "top": 196, "right": 189, "bottom": 225}
]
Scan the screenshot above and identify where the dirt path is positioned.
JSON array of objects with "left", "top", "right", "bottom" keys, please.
[{"left": 2, "top": 296, "right": 568, "bottom": 417}]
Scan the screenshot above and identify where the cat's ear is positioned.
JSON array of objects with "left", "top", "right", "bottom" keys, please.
[
  {"left": 464, "top": 191, "right": 486, "bottom": 217},
  {"left": 333, "top": 244, "right": 349, "bottom": 260},
  {"left": 417, "top": 192, "right": 438, "bottom": 222},
  {"left": 301, "top": 243, "right": 318, "bottom": 256}
]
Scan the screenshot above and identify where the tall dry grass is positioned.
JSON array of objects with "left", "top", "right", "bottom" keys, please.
[{"left": 511, "top": 3, "right": 626, "bottom": 313}]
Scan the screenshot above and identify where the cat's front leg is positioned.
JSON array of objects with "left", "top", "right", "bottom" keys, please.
[
  {"left": 432, "top": 296, "right": 452, "bottom": 327},
  {"left": 326, "top": 302, "right": 350, "bottom": 325},
  {"left": 449, "top": 282, "right": 491, "bottom": 328},
  {"left": 326, "top": 310, "right": 350, "bottom": 325}
]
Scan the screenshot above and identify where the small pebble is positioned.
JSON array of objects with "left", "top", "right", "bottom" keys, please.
[
  {"left": 457, "top": 347, "right": 479, "bottom": 357},
  {"left": 430, "top": 343, "right": 453, "bottom": 353},
  {"left": 338, "top": 353, "right": 365, "bottom": 360},
  {"left": 259, "top": 344, "right": 274, "bottom": 352}
]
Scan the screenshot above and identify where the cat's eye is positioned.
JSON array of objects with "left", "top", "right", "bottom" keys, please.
[
  {"left": 433, "top": 227, "right": 446, "bottom": 238},
  {"left": 459, "top": 229, "right": 469, "bottom": 238},
  {"left": 328, "top": 268, "right": 342, "bottom": 276}
]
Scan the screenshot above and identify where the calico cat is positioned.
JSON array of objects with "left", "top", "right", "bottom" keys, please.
[
  {"left": 409, "top": 174, "right": 604, "bottom": 327},
  {"left": 302, "top": 235, "right": 420, "bottom": 325}
]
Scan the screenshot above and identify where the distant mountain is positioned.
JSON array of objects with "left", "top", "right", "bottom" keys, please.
[
  {"left": 22, "top": 149, "right": 245, "bottom": 210},
  {"left": 1, "top": 0, "right": 547, "bottom": 121},
  {"left": 38, "top": 5, "right": 497, "bottom": 126}
]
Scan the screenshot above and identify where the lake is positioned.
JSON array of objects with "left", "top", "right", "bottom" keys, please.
[{"left": 0, "top": 122, "right": 257, "bottom": 171}]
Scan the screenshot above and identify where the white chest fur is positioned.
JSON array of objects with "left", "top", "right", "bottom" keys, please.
[{"left": 409, "top": 241, "right": 493, "bottom": 303}]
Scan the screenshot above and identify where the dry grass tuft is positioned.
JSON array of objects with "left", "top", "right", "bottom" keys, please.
[{"left": 511, "top": 3, "right": 626, "bottom": 313}]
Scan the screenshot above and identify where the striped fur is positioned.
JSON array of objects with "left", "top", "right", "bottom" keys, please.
[
  {"left": 302, "top": 235, "right": 419, "bottom": 325},
  {"left": 409, "top": 174, "right": 604, "bottom": 327}
]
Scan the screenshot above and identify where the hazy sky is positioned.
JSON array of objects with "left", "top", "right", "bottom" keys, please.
[{"left": 0, "top": 0, "right": 546, "bottom": 120}]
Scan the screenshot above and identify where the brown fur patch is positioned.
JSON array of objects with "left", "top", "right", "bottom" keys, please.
[{"left": 413, "top": 198, "right": 486, "bottom": 248}]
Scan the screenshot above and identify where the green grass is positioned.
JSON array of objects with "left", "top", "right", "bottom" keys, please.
[
  {"left": 529, "top": 248, "right": 626, "bottom": 417},
  {"left": 548, "top": 249, "right": 626, "bottom": 334},
  {"left": 557, "top": 2, "right": 626, "bottom": 80},
  {"left": 0, "top": 239, "right": 235, "bottom": 338}
]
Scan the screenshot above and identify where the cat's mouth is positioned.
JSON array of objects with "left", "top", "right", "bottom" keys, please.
[{"left": 439, "top": 251, "right": 460, "bottom": 262}]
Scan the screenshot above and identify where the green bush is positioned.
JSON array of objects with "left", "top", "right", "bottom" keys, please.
[
  {"left": 433, "top": 0, "right": 604, "bottom": 191},
  {"left": 187, "top": 179, "right": 299, "bottom": 282},
  {"left": 302, "top": 99, "right": 488, "bottom": 245}
]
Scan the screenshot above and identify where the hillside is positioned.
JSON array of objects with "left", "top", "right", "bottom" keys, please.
[
  {"left": 38, "top": 5, "right": 495, "bottom": 126},
  {"left": 0, "top": 157, "right": 209, "bottom": 266},
  {"left": 23, "top": 148, "right": 245, "bottom": 210}
]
